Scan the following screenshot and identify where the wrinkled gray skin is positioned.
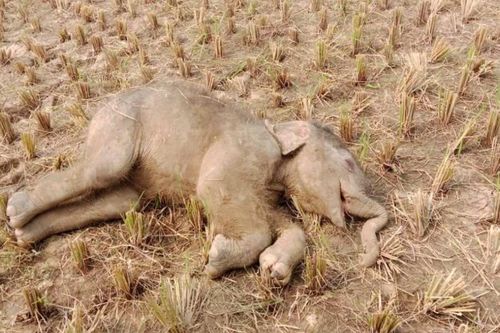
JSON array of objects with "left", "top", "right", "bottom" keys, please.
[{"left": 6, "top": 81, "right": 387, "bottom": 284}]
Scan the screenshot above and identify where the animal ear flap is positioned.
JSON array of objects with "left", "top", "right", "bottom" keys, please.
[{"left": 264, "top": 120, "right": 310, "bottom": 155}]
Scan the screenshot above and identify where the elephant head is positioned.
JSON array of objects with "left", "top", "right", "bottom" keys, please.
[
  {"left": 266, "top": 120, "right": 352, "bottom": 225},
  {"left": 265, "top": 120, "right": 388, "bottom": 266}
]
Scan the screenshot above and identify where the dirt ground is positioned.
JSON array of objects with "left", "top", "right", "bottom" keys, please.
[{"left": 0, "top": 0, "right": 499, "bottom": 332}]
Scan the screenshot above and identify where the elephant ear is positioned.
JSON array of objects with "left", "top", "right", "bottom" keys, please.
[{"left": 264, "top": 120, "right": 310, "bottom": 155}]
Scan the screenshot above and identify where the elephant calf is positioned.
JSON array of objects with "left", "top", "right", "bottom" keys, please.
[{"left": 6, "top": 80, "right": 388, "bottom": 284}]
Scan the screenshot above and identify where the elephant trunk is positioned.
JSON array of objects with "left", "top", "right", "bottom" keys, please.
[{"left": 359, "top": 202, "right": 388, "bottom": 267}]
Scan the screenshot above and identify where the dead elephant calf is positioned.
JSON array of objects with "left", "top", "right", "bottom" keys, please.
[{"left": 6, "top": 80, "right": 388, "bottom": 285}]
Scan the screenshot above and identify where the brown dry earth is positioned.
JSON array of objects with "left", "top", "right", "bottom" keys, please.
[{"left": 0, "top": 0, "right": 499, "bottom": 332}]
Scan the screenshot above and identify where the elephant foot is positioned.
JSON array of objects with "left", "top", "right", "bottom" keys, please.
[
  {"left": 204, "top": 234, "right": 234, "bottom": 279},
  {"left": 259, "top": 245, "right": 294, "bottom": 286},
  {"left": 204, "top": 232, "right": 271, "bottom": 279},
  {"left": 7, "top": 191, "right": 38, "bottom": 229}
]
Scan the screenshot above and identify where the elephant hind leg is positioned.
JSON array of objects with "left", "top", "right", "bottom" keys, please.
[
  {"left": 14, "top": 184, "right": 140, "bottom": 246},
  {"left": 341, "top": 183, "right": 388, "bottom": 267},
  {"left": 7, "top": 106, "right": 140, "bottom": 229}
]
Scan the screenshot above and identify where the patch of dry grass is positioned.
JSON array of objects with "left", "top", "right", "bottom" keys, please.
[
  {"left": 148, "top": 275, "right": 207, "bottom": 332},
  {"left": 422, "top": 269, "right": 477, "bottom": 318}
]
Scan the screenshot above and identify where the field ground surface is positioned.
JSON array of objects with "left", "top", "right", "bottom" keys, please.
[{"left": 0, "top": 0, "right": 499, "bottom": 332}]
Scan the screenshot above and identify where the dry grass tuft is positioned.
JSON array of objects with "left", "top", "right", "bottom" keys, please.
[
  {"left": 0, "top": 194, "right": 7, "bottom": 222},
  {"left": 230, "top": 76, "right": 249, "bottom": 97},
  {"left": 355, "top": 54, "right": 367, "bottom": 85},
  {"left": 485, "top": 108, "right": 499, "bottom": 145},
  {"left": 318, "top": 8, "right": 328, "bottom": 32},
  {"left": 98, "top": 10, "right": 106, "bottom": 31},
  {"left": 473, "top": 27, "right": 487, "bottom": 55},
  {"left": 66, "top": 102, "right": 88, "bottom": 126},
  {"left": 431, "top": 151, "right": 454, "bottom": 195},
  {"left": 244, "top": 21, "right": 260, "bottom": 45},
  {"left": 115, "top": 19, "right": 128, "bottom": 40},
  {"left": 289, "top": 27, "right": 299, "bottom": 44},
  {"left": 33, "top": 110, "right": 51, "bottom": 133},
  {"left": 89, "top": 35, "right": 104, "bottom": 55},
  {"left": 453, "top": 117, "right": 476, "bottom": 155},
  {"left": 172, "top": 41, "right": 185, "bottom": 60},
  {"left": 112, "top": 265, "right": 133, "bottom": 298},
  {"left": 387, "top": 7, "right": 402, "bottom": 49},
  {"left": 430, "top": 37, "right": 451, "bottom": 63},
  {"left": 185, "top": 196, "right": 204, "bottom": 233},
  {"left": 339, "top": 107, "right": 355, "bottom": 142},
  {"left": 377, "top": 227, "right": 407, "bottom": 281},
  {"left": 399, "top": 53, "right": 428, "bottom": 94},
  {"left": 19, "top": 89, "right": 41, "bottom": 111},
  {"left": 399, "top": 93, "right": 415, "bottom": 137},
  {"left": 126, "top": 33, "right": 140, "bottom": 54},
  {"left": 377, "top": 140, "right": 399, "bottom": 170},
  {"left": 23, "top": 287, "right": 47, "bottom": 321},
  {"left": 461, "top": 0, "right": 479, "bottom": 23},
  {"left": 147, "top": 12, "right": 160, "bottom": 32},
  {"left": 458, "top": 54, "right": 474, "bottom": 96},
  {"left": 314, "top": 40, "right": 328, "bottom": 69},
  {"left": 270, "top": 42, "right": 285, "bottom": 62},
  {"left": 367, "top": 309, "right": 401, "bottom": 333},
  {"left": 148, "top": 275, "right": 207, "bottom": 332},
  {"left": 140, "top": 65, "right": 154, "bottom": 83},
  {"left": 0, "top": 112, "right": 15, "bottom": 143},
  {"left": 65, "top": 304, "right": 84, "bottom": 333},
  {"left": 272, "top": 68, "right": 292, "bottom": 90},
  {"left": 351, "top": 13, "right": 363, "bottom": 55},
  {"left": 490, "top": 137, "right": 499, "bottom": 176},
  {"left": 74, "top": 81, "right": 91, "bottom": 100},
  {"left": 213, "top": 35, "right": 223, "bottom": 59},
  {"left": 280, "top": 0, "right": 291, "bottom": 23},
  {"left": 301, "top": 96, "right": 314, "bottom": 119},
  {"left": 69, "top": 239, "right": 90, "bottom": 274},
  {"left": 397, "top": 189, "right": 434, "bottom": 238},
  {"left": 21, "top": 132, "right": 36, "bottom": 159},
  {"left": 437, "top": 89, "right": 458, "bottom": 125},
  {"left": 357, "top": 131, "right": 371, "bottom": 164},
  {"left": 31, "top": 44, "right": 48, "bottom": 65},
  {"left": 310, "top": 0, "right": 322, "bottom": 12},
  {"left": 30, "top": 17, "right": 42, "bottom": 32},
  {"left": 423, "top": 269, "right": 477, "bottom": 318},
  {"left": 376, "top": 0, "right": 390, "bottom": 11},
  {"left": 138, "top": 46, "right": 149, "bottom": 65},
  {"left": 123, "top": 208, "right": 149, "bottom": 246},
  {"left": 74, "top": 25, "right": 87, "bottom": 46},
  {"left": 303, "top": 246, "right": 327, "bottom": 293},
  {"left": 271, "top": 93, "right": 285, "bottom": 108},
  {"left": 59, "top": 27, "right": 71, "bottom": 43},
  {"left": 416, "top": 0, "right": 430, "bottom": 26},
  {"left": 204, "top": 71, "right": 216, "bottom": 91},
  {"left": 176, "top": 58, "right": 192, "bottom": 78},
  {"left": 426, "top": 13, "right": 437, "bottom": 43},
  {"left": 430, "top": 0, "right": 446, "bottom": 14},
  {"left": 0, "top": 47, "right": 12, "bottom": 65},
  {"left": 485, "top": 225, "right": 499, "bottom": 272}
]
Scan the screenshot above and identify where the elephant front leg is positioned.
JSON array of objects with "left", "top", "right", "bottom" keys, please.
[
  {"left": 204, "top": 230, "right": 272, "bottom": 279},
  {"left": 259, "top": 219, "right": 306, "bottom": 285}
]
